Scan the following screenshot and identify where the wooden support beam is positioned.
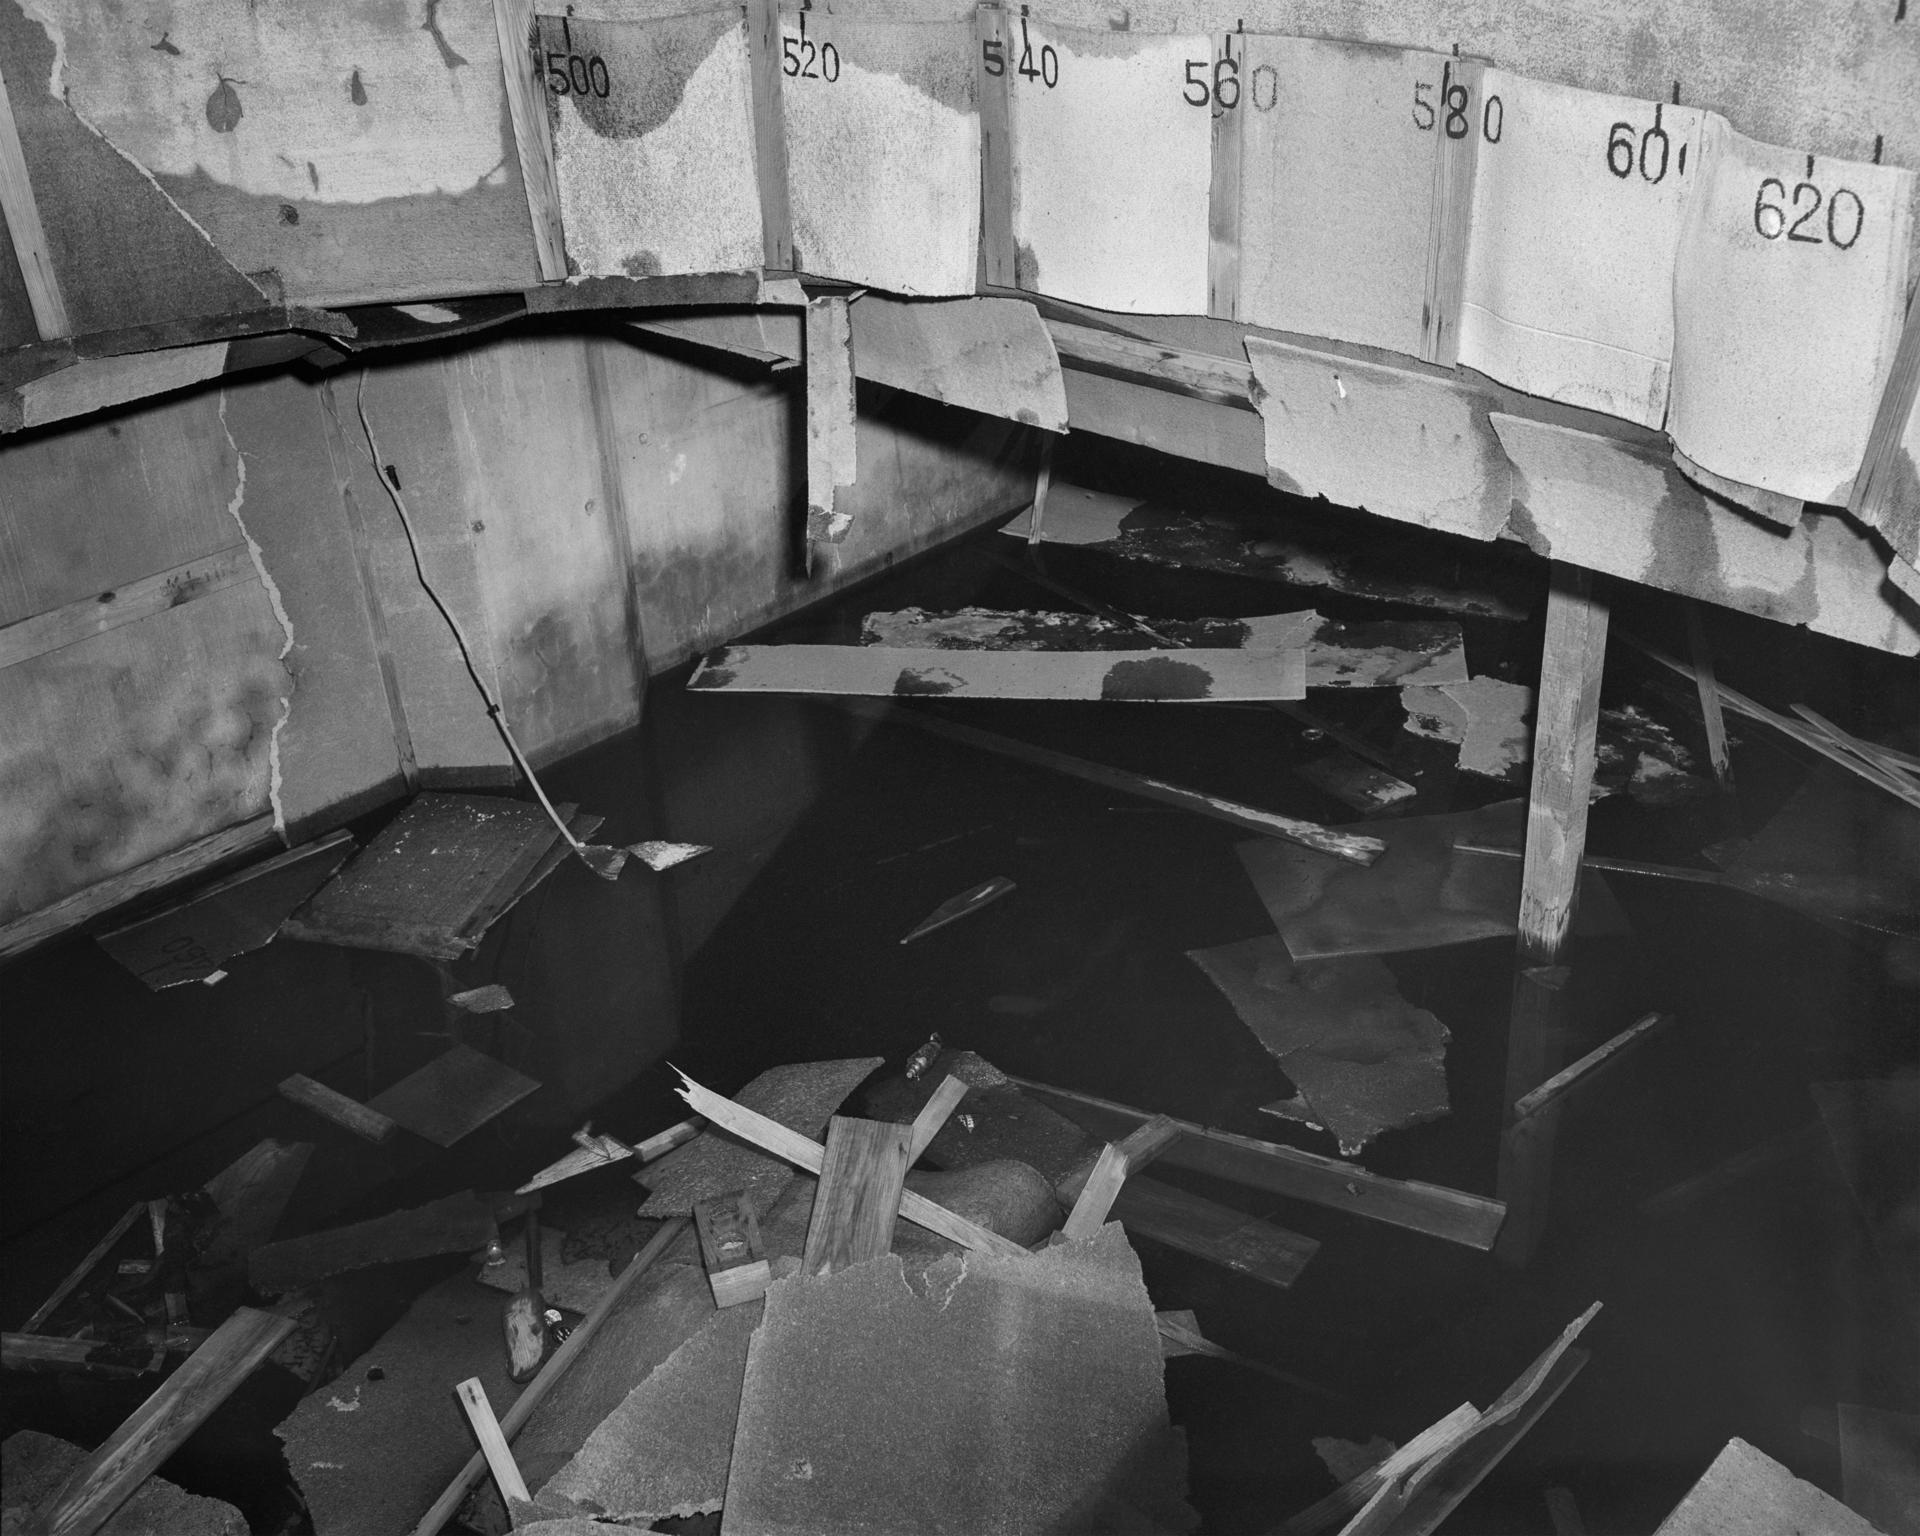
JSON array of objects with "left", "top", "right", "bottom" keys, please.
[
  {"left": 1009, "top": 1076, "right": 1505, "bottom": 1250},
  {"left": 1280, "top": 1404, "right": 1482, "bottom": 1535},
  {"left": 1850, "top": 289, "right": 1920, "bottom": 580},
  {"left": 491, "top": 0, "right": 568, "bottom": 281},
  {"left": 0, "top": 545, "right": 257, "bottom": 670},
  {"left": 410, "top": 1216, "right": 689, "bottom": 1536},
  {"left": 804, "top": 295, "right": 857, "bottom": 544},
  {"left": 1514, "top": 1011, "right": 1671, "bottom": 1119},
  {"left": 975, "top": 3, "right": 1014, "bottom": 290},
  {"left": 803, "top": 1116, "right": 915, "bottom": 1275},
  {"left": 1498, "top": 564, "right": 1609, "bottom": 1266},
  {"left": 1059, "top": 1115, "right": 1182, "bottom": 1240},
  {"left": 455, "top": 1378, "right": 531, "bottom": 1508},
  {"left": 1684, "top": 603, "right": 1733, "bottom": 791},
  {"left": 247, "top": 1191, "right": 497, "bottom": 1295},
  {"left": 907, "top": 1076, "right": 969, "bottom": 1160},
  {"left": 1047, "top": 319, "right": 1254, "bottom": 407},
  {"left": 0, "top": 63, "right": 69, "bottom": 339},
  {"left": 277, "top": 1073, "right": 399, "bottom": 1144},
  {"left": 747, "top": 0, "right": 794, "bottom": 271},
  {"left": 32, "top": 1306, "right": 296, "bottom": 1536}
]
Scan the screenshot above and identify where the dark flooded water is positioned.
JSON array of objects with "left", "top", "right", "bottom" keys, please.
[{"left": 4, "top": 444, "right": 1915, "bottom": 1532}]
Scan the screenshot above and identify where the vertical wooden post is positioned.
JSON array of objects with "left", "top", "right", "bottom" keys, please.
[
  {"left": 748, "top": 0, "right": 794, "bottom": 272},
  {"left": 1497, "top": 563, "right": 1608, "bottom": 1264},
  {"left": 0, "top": 64, "right": 69, "bottom": 338},
  {"left": 1420, "top": 55, "right": 1485, "bottom": 368},
  {"left": 805, "top": 294, "right": 856, "bottom": 545},
  {"left": 1206, "top": 27, "right": 1243, "bottom": 322},
  {"left": 492, "top": 0, "right": 569, "bottom": 281},
  {"left": 1684, "top": 601, "right": 1732, "bottom": 791},
  {"left": 975, "top": 3, "right": 1014, "bottom": 290}
]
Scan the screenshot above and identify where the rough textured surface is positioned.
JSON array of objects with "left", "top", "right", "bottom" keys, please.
[
  {"left": 279, "top": 1271, "right": 526, "bottom": 1536},
  {"left": 637, "top": 1058, "right": 883, "bottom": 1217},
  {"left": 1189, "top": 936, "right": 1450, "bottom": 1155},
  {"left": 864, "top": 1049, "right": 1098, "bottom": 1185},
  {"left": 366, "top": 1043, "right": 541, "bottom": 1148},
  {"left": 1652, "top": 1437, "right": 1884, "bottom": 1535},
  {"left": 759, "top": 1160, "right": 1065, "bottom": 1265},
  {"left": 723, "top": 1225, "right": 1197, "bottom": 1535},
  {"left": 1401, "top": 678, "right": 1534, "bottom": 779},
  {"left": 1235, "top": 802, "right": 1629, "bottom": 961},
  {"left": 1, "top": 1429, "right": 246, "bottom": 1535},
  {"left": 475, "top": 1225, "right": 615, "bottom": 1313}
]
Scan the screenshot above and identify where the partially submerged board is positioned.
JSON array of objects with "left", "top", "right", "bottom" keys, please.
[{"left": 366, "top": 1044, "right": 541, "bottom": 1148}]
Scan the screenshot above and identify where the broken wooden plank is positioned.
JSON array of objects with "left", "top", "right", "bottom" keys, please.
[
  {"left": 1107, "top": 1175, "right": 1318, "bottom": 1289},
  {"left": 96, "top": 831, "right": 354, "bottom": 989},
  {"left": 804, "top": 294, "right": 857, "bottom": 544},
  {"left": 1, "top": 1333, "right": 160, "bottom": 1380},
  {"left": 693, "top": 643, "right": 1308, "bottom": 702},
  {"left": 0, "top": 544, "right": 257, "bottom": 670},
  {"left": 804, "top": 1117, "right": 916, "bottom": 1276},
  {"left": 0, "top": 62, "right": 68, "bottom": 339},
  {"left": 366, "top": 1044, "right": 540, "bottom": 1148},
  {"left": 455, "top": 1376, "right": 531, "bottom": 1508},
  {"left": 907, "top": 1076, "right": 969, "bottom": 1161},
  {"left": 1009, "top": 1077, "right": 1506, "bottom": 1250},
  {"left": 410, "top": 1215, "right": 690, "bottom": 1536},
  {"left": 1281, "top": 1403, "right": 1483, "bottom": 1535},
  {"left": 199, "top": 1138, "right": 314, "bottom": 1270},
  {"left": 19, "top": 1203, "right": 144, "bottom": 1334},
  {"left": 693, "top": 1190, "right": 771, "bottom": 1309},
  {"left": 277, "top": 1073, "right": 398, "bottom": 1144},
  {"left": 1060, "top": 1116, "right": 1182, "bottom": 1239},
  {"left": 31, "top": 1306, "right": 296, "bottom": 1536},
  {"left": 280, "top": 793, "right": 565, "bottom": 960},
  {"left": 1514, "top": 1012, "right": 1671, "bottom": 1119},
  {"left": 674, "top": 1071, "right": 1028, "bottom": 1260},
  {"left": 900, "top": 877, "right": 1015, "bottom": 944},
  {"left": 247, "top": 1191, "right": 497, "bottom": 1296},
  {"left": 1652, "top": 1437, "right": 1885, "bottom": 1535},
  {"left": 490, "top": 0, "right": 567, "bottom": 282},
  {"left": 1341, "top": 1303, "right": 1599, "bottom": 1536},
  {"left": 830, "top": 697, "right": 1384, "bottom": 866}
]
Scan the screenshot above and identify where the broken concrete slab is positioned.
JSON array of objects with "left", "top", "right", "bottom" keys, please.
[
  {"left": 2, "top": 1429, "right": 246, "bottom": 1536},
  {"left": 280, "top": 1271, "right": 528, "bottom": 1536},
  {"left": 1235, "top": 802, "right": 1629, "bottom": 961},
  {"left": 637, "top": 1059, "right": 883, "bottom": 1218},
  {"left": 722, "top": 1225, "right": 1197, "bottom": 1535}
]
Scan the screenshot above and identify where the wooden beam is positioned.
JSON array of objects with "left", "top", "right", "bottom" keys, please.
[
  {"left": 975, "top": 3, "right": 1014, "bottom": 289},
  {"left": 1048, "top": 319, "right": 1255, "bottom": 407},
  {"left": 1108, "top": 1175, "right": 1318, "bottom": 1288},
  {"left": 1850, "top": 289, "right": 1920, "bottom": 558},
  {"left": 1009, "top": 1076, "right": 1505, "bottom": 1250},
  {"left": 1280, "top": 1404, "right": 1482, "bottom": 1535},
  {"left": 0, "top": 815, "right": 280, "bottom": 963},
  {"left": 33, "top": 1306, "right": 296, "bottom": 1536},
  {"left": 1207, "top": 28, "right": 1244, "bottom": 323},
  {"left": 0, "top": 62, "right": 70, "bottom": 339},
  {"left": 410, "top": 1216, "right": 690, "bottom": 1536},
  {"left": 674, "top": 1071, "right": 1028, "bottom": 1260},
  {"left": 907, "top": 1076, "right": 969, "bottom": 1160},
  {"left": 692, "top": 1189, "right": 771, "bottom": 1307},
  {"left": 829, "top": 698, "right": 1384, "bottom": 866},
  {"left": 491, "top": 0, "right": 568, "bottom": 281},
  {"left": 455, "top": 1378, "right": 531, "bottom": 1507},
  {"left": 19, "top": 1204, "right": 145, "bottom": 1333},
  {"left": 1059, "top": 1114, "right": 1182, "bottom": 1239},
  {"left": 1420, "top": 57, "right": 1484, "bottom": 367},
  {"left": 803, "top": 1116, "right": 915, "bottom": 1275},
  {"left": 0, "top": 545, "right": 256, "bottom": 670},
  {"left": 804, "top": 295, "right": 857, "bottom": 544},
  {"left": 1684, "top": 602, "right": 1733, "bottom": 790},
  {"left": 746, "top": 0, "right": 794, "bottom": 271},
  {"left": 276, "top": 1073, "right": 399, "bottom": 1144},
  {"left": 1514, "top": 1011, "right": 1671, "bottom": 1119}
]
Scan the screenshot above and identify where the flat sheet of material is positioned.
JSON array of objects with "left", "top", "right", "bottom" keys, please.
[
  {"left": 1237, "top": 37, "right": 1448, "bottom": 357},
  {"left": 1235, "top": 801, "right": 1629, "bottom": 961},
  {"left": 543, "top": 9, "right": 763, "bottom": 280},
  {"left": 782, "top": 14, "right": 979, "bottom": 295},
  {"left": 1668, "top": 120, "right": 1914, "bottom": 504},
  {"left": 688, "top": 642, "right": 1307, "bottom": 701},
  {"left": 1460, "top": 75, "right": 1709, "bottom": 427},
  {"left": 1401, "top": 677, "right": 1534, "bottom": 777},
  {"left": 637, "top": 1058, "right": 882, "bottom": 1217},
  {"left": 1190, "top": 936, "right": 1450, "bottom": 1155},
  {"left": 722, "top": 1225, "right": 1197, "bottom": 1535},
  {"left": 1652, "top": 1437, "right": 1884, "bottom": 1534},
  {"left": 1245, "top": 338, "right": 1512, "bottom": 542},
  {"left": 366, "top": 1044, "right": 540, "bottom": 1148},
  {"left": 850, "top": 295, "right": 1068, "bottom": 429},
  {"left": 2, "top": 1429, "right": 245, "bottom": 1536},
  {"left": 1008, "top": 20, "right": 1211, "bottom": 314}
]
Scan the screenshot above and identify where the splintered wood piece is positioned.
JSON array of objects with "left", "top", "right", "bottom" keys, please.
[
  {"left": 805, "top": 295, "right": 857, "bottom": 543},
  {"left": 33, "top": 1307, "right": 296, "bottom": 1535},
  {"left": 900, "top": 878, "right": 1016, "bottom": 944},
  {"left": 1011, "top": 1076, "right": 1505, "bottom": 1250},
  {"left": 1684, "top": 604, "right": 1733, "bottom": 790},
  {"left": 804, "top": 1118, "right": 916, "bottom": 1276},
  {"left": 1514, "top": 1012, "right": 1671, "bottom": 1119},
  {"left": 21, "top": 1204, "right": 144, "bottom": 1334},
  {"left": 456, "top": 1377, "right": 532, "bottom": 1507},
  {"left": 367, "top": 1045, "right": 540, "bottom": 1148},
  {"left": 277, "top": 1074, "right": 399, "bottom": 1144},
  {"left": 635, "top": 1114, "right": 706, "bottom": 1162},
  {"left": 1059, "top": 1116, "right": 1181, "bottom": 1240},
  {"left": 693, "top": 1190, "right": 772, "bottom": 1307},
  {"left": 1281, "top": 1404, "right": 1482, "bottom": 1536},
  {"left": 675, "top": 1072, "right": 1027, "bottom": 1259},
  {"left": 907, "top": 1077, "right": 969, "bottom": 1161}
]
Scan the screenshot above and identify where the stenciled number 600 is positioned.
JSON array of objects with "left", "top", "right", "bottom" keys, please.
[{"left": 1753, "top": 178, "right": 1864, "bottom": 250}]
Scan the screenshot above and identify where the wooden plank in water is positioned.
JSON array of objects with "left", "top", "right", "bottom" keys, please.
[
  {"left": 32, "top": 1306, "right": 296, "bottom": 1536},
  {"left": 803, "top": 1117, "right": 915, "bottom": 1276},
  {"left": 1108, "top": 1175, "right": 1318, "bottom": 1289},
  {"left": 247, "top": 1191, "right": 497, "bottom": 1295},
  {"left": 1011, "top": 1076, "right": 1506, "bottom": 1250},
  {"left": 907, "top": 1077, "right": 969, "bottom": 1160},
  {"left": 277, "top": 1073, "right": 399, "bottom": 1145},
  {"left": 367, "top": 1044, "right": 540, "bottom": 1149},
  {"left": 693, "top": 643, "right": 1306, "bottom": 702}
]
